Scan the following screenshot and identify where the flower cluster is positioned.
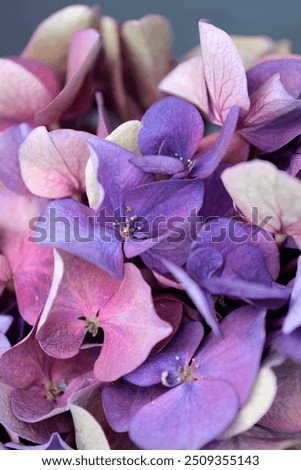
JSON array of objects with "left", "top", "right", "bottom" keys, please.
[{"left": 0, "top": 4, "right": 301, "bottom": 450}]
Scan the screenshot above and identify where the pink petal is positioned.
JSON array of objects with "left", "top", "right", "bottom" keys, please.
[
  {"left": 0, "top": 58, "right": 60, "bottom": 122},
  {"left": 19, "top": 126, "right": 91, "bottom": 198},
  {"left": 121, "top": 15, "right": 172, "bottom": 109},
  {"left": 243, "top": 74, "right": 296, "bottom": 126},
  {"left": 95, "top": 263, "right": 172, "bottom": 381},
  {"left": 0, "top": 189, "right": 54, "bottom": 324},
  {"left": 37, "top": 251, "right": 122, "bottom": 358},
  {"left": 199, "top": 20, "right": 250, "bottom": 124},
  {"left": 159, "top": 56, "right": 209, "bottom": 115},
  {"left": 22, "top": 5, "right": 99, "bottom": 80},
  {"left": 35, "top": 29, "right": 101, "bottom": 125}
]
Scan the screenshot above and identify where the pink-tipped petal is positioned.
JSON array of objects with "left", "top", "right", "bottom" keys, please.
[
  {"left": 22, "top": 5, "right": 99, "bottom": 79},
  {"left": 19, "top": 126, "right": 91, "bottom": 198},
  {"left": 199, "top": 20, "right": 250, "bottom": 124},
  {"left": 0, "top": 58, "right": 60, "bottom": 122},
  {"left": 35, "top": 29, "right": 101, "bottom": 124},
  {"left": 121, "top": 15, "right": 172, "bottom": 109},
  {"left": 159, "top": 56, "right": 209, "bottom": 115},
  {"left": 95, "top": 263, "right": 172, "bottom": 381}
]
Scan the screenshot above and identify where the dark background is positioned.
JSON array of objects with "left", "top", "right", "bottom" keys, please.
[{"left": 1, "top": 0, "right": 301, "bottom": 57}]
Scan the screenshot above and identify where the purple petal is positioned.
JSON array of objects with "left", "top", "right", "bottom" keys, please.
[
  {"left": 138, "top": 96, "right": 204, "bottom": 159},
  {"left": 283, "top": 257, "right": 301, "bottom": 334},
  {"left": 196, "top": 306, "right": 266, "bottom": 405},
  {"left": 89, "top": 138, "right": 153, "bottom": 211},
  {"left": 39, "top": 199, "right": 124, "bottom": 279},
  {"left": 7, "top": 432, "right": 73, "bottom": 450},
  {"left": 130, "top": 155, "right": 185, "bottom": 175},
  {"left": 0, "top": 124, "right": 33, "bottom": 195},
  {"left": 241, "top": 75, "right": 301, "bottom": 152},
  {"left": 199, "top": 20, "right": 250, "bottom": 124},
  {"left": 247, "top": 59, "right": 301, "bottom": 98},
  {"left": 191, "top": 106, "right": 239, "bottom": 179},
  {"left": 102, "top": 381, "right": 164, "bottom": 433},
  {"left": 273, "top": 328, "right": 301, "bottom": 363},
  {"left": 129, "top": 379, "right": 239, "bottom": 450},
  {"left": 161, "top": 258, "right": 219, "bottom": 334}
]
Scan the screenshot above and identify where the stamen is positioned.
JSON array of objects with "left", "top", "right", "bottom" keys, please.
[
  {"left": 85, "top": 315, "right": 100, "bottom": 337},
  {"left": 44, "top": 380, "right": 66, "bottom": 401}
]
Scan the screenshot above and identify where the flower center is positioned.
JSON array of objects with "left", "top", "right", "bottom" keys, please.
[
  {"left": 161, "top": 357, "right": 200, "bottom": 387},
  {"left": 44, "top": 380, "right": 67, "bottom": 401},
  {"left": 85, "top": 315, "right": 100, "bottom": 337}
]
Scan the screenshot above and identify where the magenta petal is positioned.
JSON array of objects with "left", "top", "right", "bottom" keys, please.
[
  {"left": 35, "top": 29, "right": 101, "bottom": 124},
  {"left": 0, "top": 190, "right": 54, "bottom": 324},
  {"left": 13, "top": 241, "right": 54, "bottom": 325},
  {"left": 129, "top": 379, "right": 239, "bottom": 450},
  {"left": 199, "top": 20, "right": 250, "bottom": 124},
  {"left": 259, "top": 359, "right": 301, "bottom": 432},
  {"left": 196, "top": 306, "right": 266, "bottom": 405},
  {"left": 0, "top": 381, "right": 72, "bottom": 444},
  {"left": 19, "top": 127, "right": 91, "bottom": 198},
  {"left": 0, "top": 124, "right": 33, "bottom": 195},
  {"left": 11, "top": 388, "right": 54, "bottom": 422},
  {"left": 94, "top": 263, "right": 172, "bottom": 381},
  {"left": 0, "top": 255, "right": 11, "bottom": 296},
  {"left": 37, "top": 251, "right": 121, "bottom": 358}
]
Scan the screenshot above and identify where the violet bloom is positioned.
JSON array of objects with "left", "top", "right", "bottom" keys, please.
[
  {"left": 0, "top": 327, "right": 98, "bottom": 423},
  {"left": 36, "top": 251, "right": 172, "bottom": 382},
  {"left": 103, "top": 306, "right": 266, "bottom": 449},
  {"left": 130, "top": 96, "right": 239, "bottom": 178},
  {"left": 40, "top": 138, "right": 204, "bottom": 279},
  {"left": 161, "top": 217, "right": 289, "bottom": 333}
]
